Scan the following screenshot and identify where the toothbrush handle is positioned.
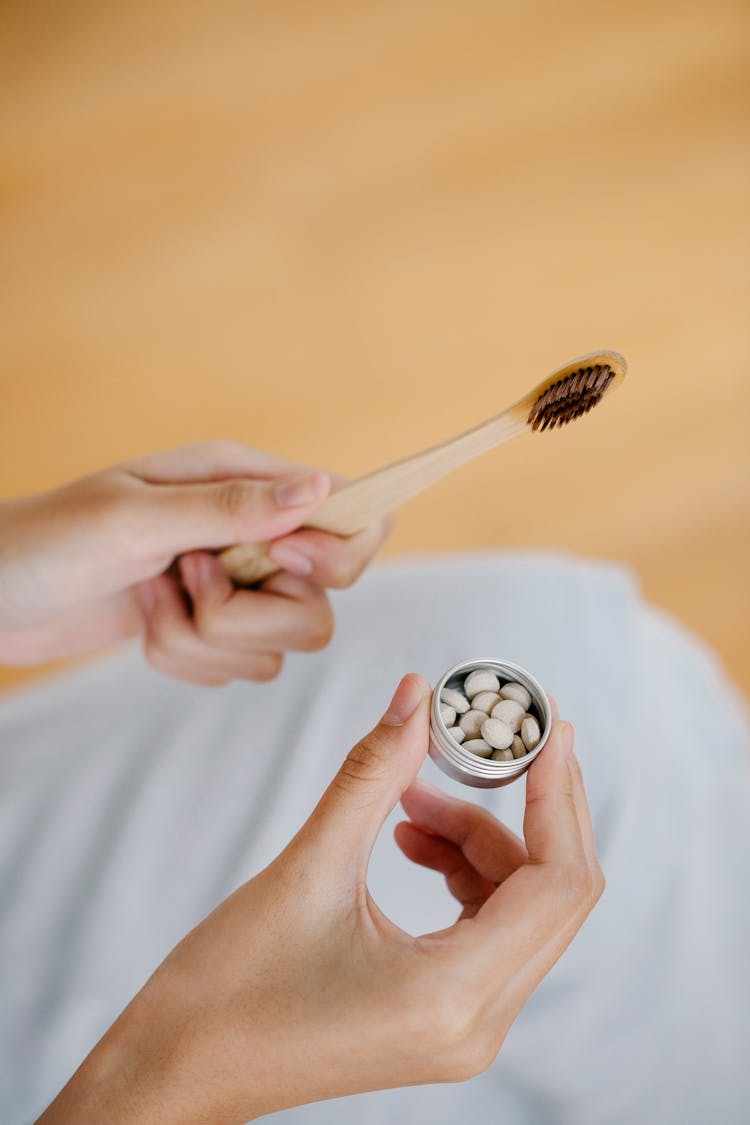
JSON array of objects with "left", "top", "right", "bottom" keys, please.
[
  {"left": 219, "top": 348, "right": 626, "bottom": 585},
  {"left": 219, "top": 408, "right": 525, "bottom": 585}
]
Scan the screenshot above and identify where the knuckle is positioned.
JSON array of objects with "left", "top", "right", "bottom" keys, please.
[
  {"left": 326, "top": 553, "right": 360, "bottom": 589},
  {"left": 301, "top": 603, "right": 335, "bottom": 651},
  {"left": 143, "top": 642, "right": 216, "bottom": 685},
  {"left": 192, "top": 606, "right": 223, "bottom": 644},
  {"left": 249, "top": 653, "right": 284, "bottom": 683},
  {"left": 442, "top": 1032, "right": 499, "bottom": 1083},
  {"left": 149, "top": 616, "right": 191, "bottom": 658},
  {"left": 421, "top": 989, "right": 498, "bottom": 1083},
  {"left": 428, "top": 990, "right": 475, "bottom": 1045},
  {"left": 558, "top": 857, "right": 594, "bottom": 908},
  {"left": 144, "top": 639, "right": 169, "bottom": 673},
  {"left": 214, "top": 479, "right": 259, "bottom": 520},
  {"left": 333, "top": 732, "right": 390, "bottom": 795},
  {"left": 145, "top": 615, "right": 171, "bottom": 652}
]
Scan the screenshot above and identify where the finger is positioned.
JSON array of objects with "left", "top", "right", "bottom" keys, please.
[
  {"left": 180, "top": 551, "right": 236, "bottom": 614},
  {"left": 300, "top": 674, "right": 432, "bottom": 866},
  {"left": 401, "top": 779, "right": 527, "bottom": 885},
  {"left": 138, "top": 471, "right": 331, "bottom": 559},
  {"left": 566, "top": 746, "right": 601, "bottom": 875},
  {"left": 136, "top": 572, "right": 191, "bottom": 641},
  {"left": 266, "top": 513, "right": 395, "bottom": 586},
  {"left": 163, "top": 648, "right": 283, "bottom": 686},
  {"left": 483, "top": 745, "right": 604, "bottom": 1024},
  {"left": 137, "top": 574, "right": 227, "bottom": 685},
  {"left": 137, "top": 573, "right": 283, "bottom": 685},
  {"left": 145, "top": 636, "right": 284, "bottom": 686},
  {"left": 180, "top": 554, "right": 335, "bottom": 654},
  {"left": 124, "top": 441, "right": 307, "bottom": 484},
  {"left": 520, "top": 720, "right": 585, "bottom": 866},
  {"left": 439, "top": 723, "right": 592, "bottom": 970},
  {"left": 394, "top": 822, "right": 497, "bottom": 918}
]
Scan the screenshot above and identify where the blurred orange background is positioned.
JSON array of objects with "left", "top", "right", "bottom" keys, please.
[{"left": 1, "top": 0, "right": 749, "bottom": 693}]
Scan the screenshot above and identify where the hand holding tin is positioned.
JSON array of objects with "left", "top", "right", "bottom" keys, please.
[{"left": 39, "top": 675, "right": 603, "bottom": 1122}]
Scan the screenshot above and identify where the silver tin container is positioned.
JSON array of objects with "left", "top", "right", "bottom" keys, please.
[{"left": 429, "top": 658, "right": 552, "bottom": 788}]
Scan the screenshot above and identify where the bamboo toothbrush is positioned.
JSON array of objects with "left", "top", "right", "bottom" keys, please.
[{"left": 220, "top": 349, "right": 626, "bottom": 585}]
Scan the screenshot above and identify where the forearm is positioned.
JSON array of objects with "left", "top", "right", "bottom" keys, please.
[
  {"left": 37, "top": 983, "right": 169, "bottom": 1124},
  {"left": 36, "top": 976, "right": 267, "bottom": 1125}
]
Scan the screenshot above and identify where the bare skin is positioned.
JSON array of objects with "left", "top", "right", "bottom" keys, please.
[
  {"left": 0, "top": 440, "right": 392, "bottom": 685},
  {"left": 0, "top": 447, "right": 603, "bottom": 1120},
  {"left": 37, "top": 679, "right": 604, "bottom": 1123}
]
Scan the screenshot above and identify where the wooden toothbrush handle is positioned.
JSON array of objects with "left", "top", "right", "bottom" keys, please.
[{"left": 219, "top": 408, "right": 527, "bottom": 585}]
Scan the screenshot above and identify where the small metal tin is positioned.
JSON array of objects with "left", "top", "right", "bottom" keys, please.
[{"left": 429, "top": 658, "right": 552, "bottom": 788}]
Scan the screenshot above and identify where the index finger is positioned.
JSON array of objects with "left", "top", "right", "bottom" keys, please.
[
  {"left": 267, "top": 513, "right": 395, "bottom": 588},
  {"left": 124, "top": 440, "right": 307, "bottom": 484}
]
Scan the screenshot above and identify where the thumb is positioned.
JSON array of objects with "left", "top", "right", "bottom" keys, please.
[
  {"left": 304, "top": 674, "right": 432, "bottom": 866},
  {"left": 141, "top": 470, "right": 331, "bottom": 557}
]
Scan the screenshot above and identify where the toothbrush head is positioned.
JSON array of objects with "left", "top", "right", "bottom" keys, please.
[{"left": 527, "top": 351, "right": 627, "bottom": 431}]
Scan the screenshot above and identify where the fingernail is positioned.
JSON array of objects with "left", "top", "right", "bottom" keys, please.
[
  {"left": 382, "top": 675, "right": 424, "bottom": 726},
  {"left": 268, "top": 542, "right": 313, "bottom": 576},
  {"left": 559, "top": 722, "right": 574, "bottom": 760},
  {"left": 274, "top": 471, "right": 328, "bottom": 509},
  {"left": 136, "top": 580, "right": 156, "bottom": 616}
]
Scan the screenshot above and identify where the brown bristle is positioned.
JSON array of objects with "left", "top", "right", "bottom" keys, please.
[{"left": 528, "top": 364, "right": 615, "bottom": 431}]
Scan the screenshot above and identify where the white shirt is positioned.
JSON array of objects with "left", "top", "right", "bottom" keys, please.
[{"left": 1, "top": 554, "right": 748, "bottom": 1124}]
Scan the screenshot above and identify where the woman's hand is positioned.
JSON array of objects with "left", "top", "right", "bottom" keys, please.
[
  {"left": 39, "top": 677, "right": 604, "bottom": 1124},
  {"left": 0, "top": 441, "right": 392, "bottom": 683}
]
